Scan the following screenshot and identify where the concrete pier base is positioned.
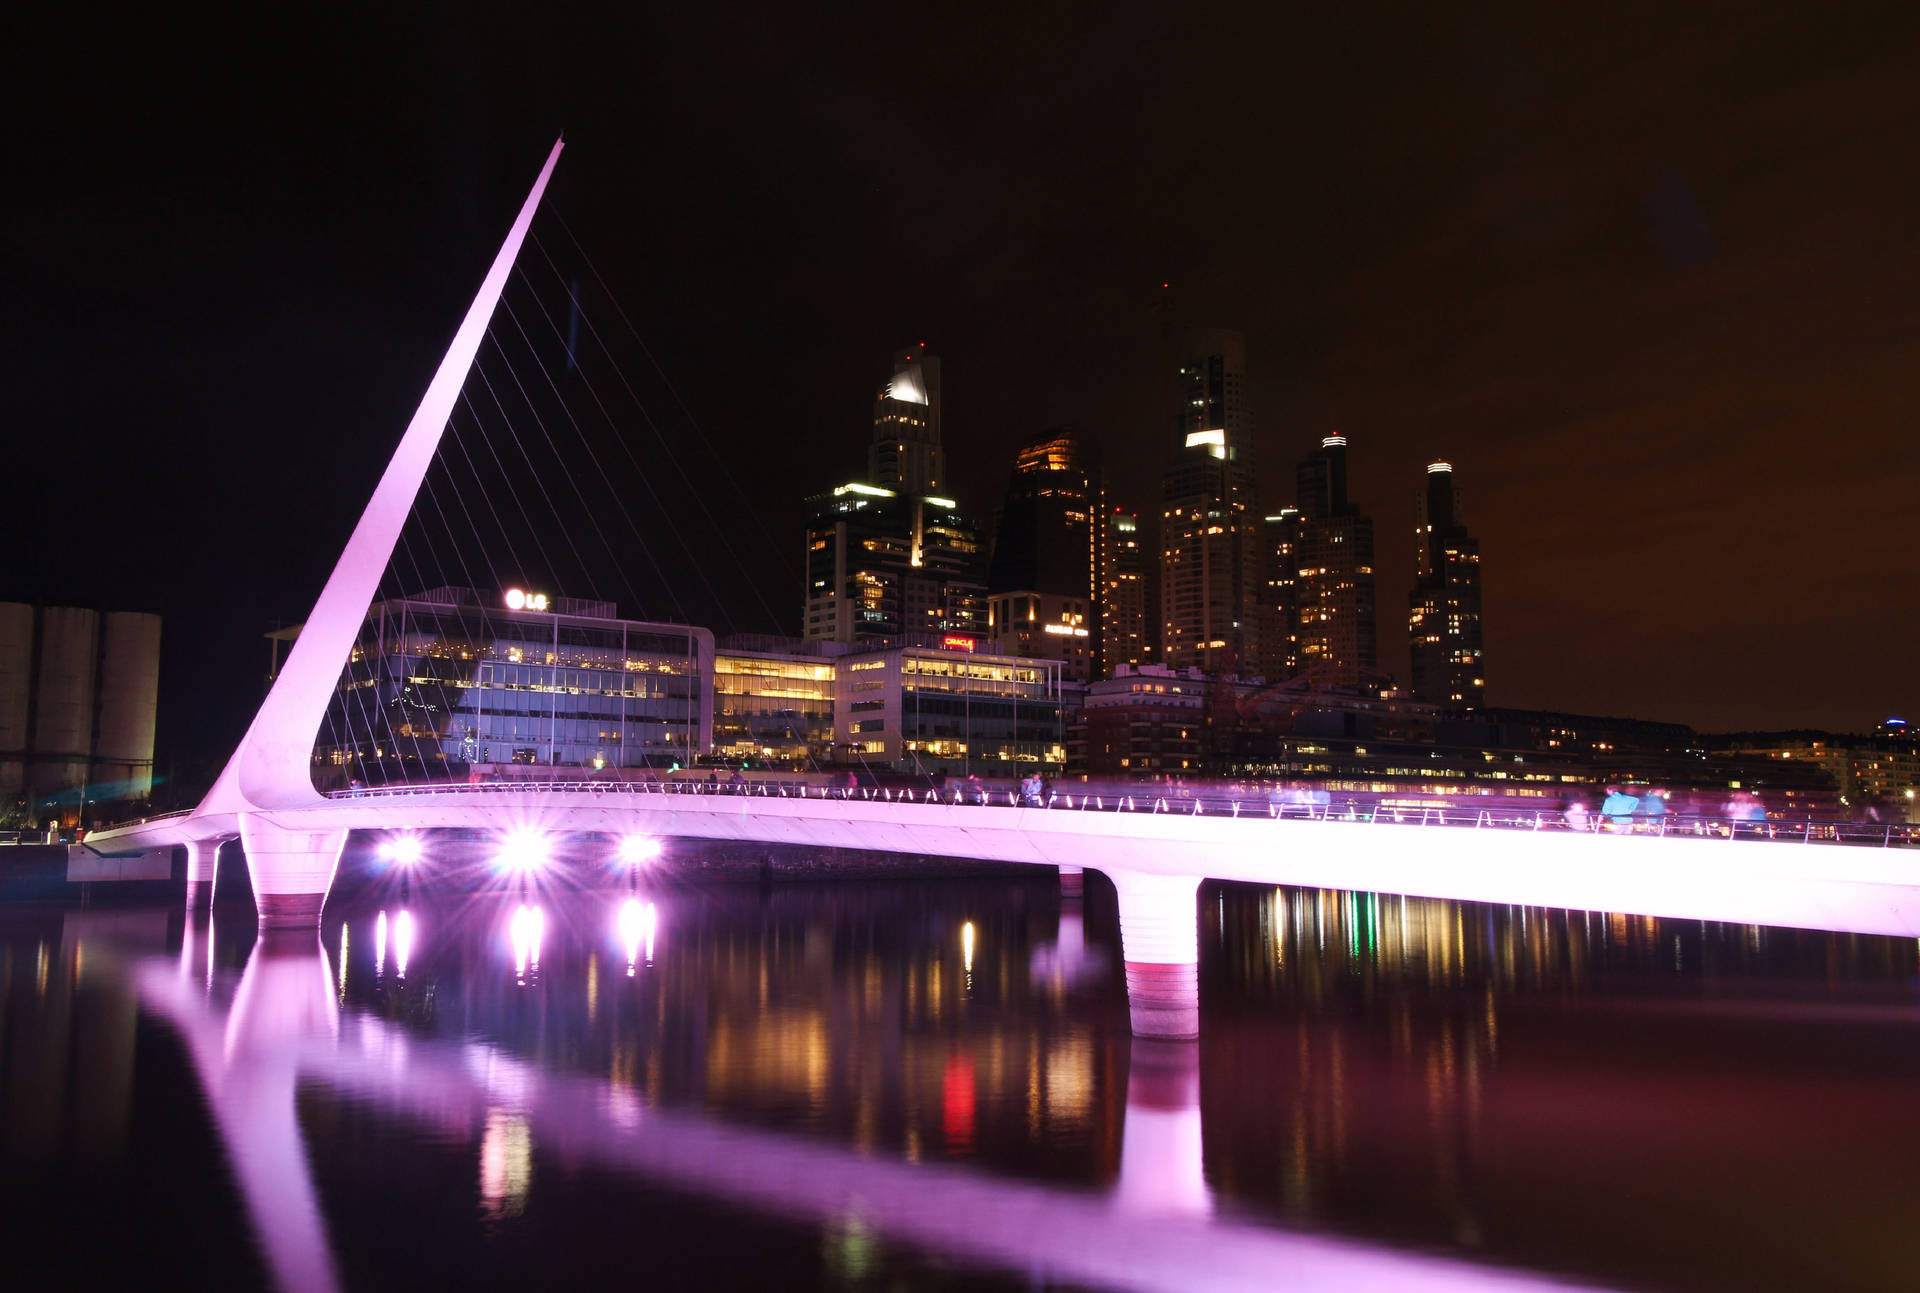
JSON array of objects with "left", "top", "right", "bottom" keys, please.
[
  {"left": 184, "top": 838, "right": 223, "bottom": 910},
  {"left": 1108, "top": 869, "right": 1201, "bottom": 1040},
  {"left": 1057, "top": 864, "right": 1084, "bottom": 899},
  {"left": 239, "top": 817, "right": 347, "bottom": 928}
]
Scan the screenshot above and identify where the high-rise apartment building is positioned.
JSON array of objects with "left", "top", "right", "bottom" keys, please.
[
  {"left": 1261, "top": 507, "right": 1302, "bottom": 680},
  {"left": 1103, "top": 508, "right": 1149, "bottom": 671},
  {"left": 1407, "top": 460, "right": 1485, "bottom": 708},
  {"left": 868, "top": 345, "right": 944, "bottom": 495},
  {"left": 987, "top": 426, "right": 1105, "bottom": 680},
  {"left": 1160, "top": 328, "right": 1263, "bottom": 673},
  {"left": 1290, "top": 434, "right": 1378, "bottom": 684}
]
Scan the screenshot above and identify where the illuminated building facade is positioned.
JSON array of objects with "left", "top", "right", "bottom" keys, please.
[
  {"left": 1160, "top": 328, "right": 1263, "bottom": 673},
  {"left": 868, "top": 345, "right": 944, "bottom": 495},
  {"left": 805, "top": 348, "right": 985, "bottom": 645},
  {"left": 989, "top": 590, "right": 1094, "bottom": 680},
  {"left": 712, "top": 638, "right": 840, "bottom": 766},
  {"left": 836, "top": 641, "right": 1066, "bottom": 776},
  {"left": 1261, "top": 508, "right": 1302, "bottom": 681},
  {"left": 1289, "top": 435, "right": 1377, "bottom": 684},
  {"left": 802, "top": 484, "right": 987, "bottom": 644},
  {"left": 1407, "top": 460, "right": 1485, "bottom": 709},
  {"left": 988, "top": 426, "right": 1105, "bottom": 679},
  {"left": 311, "top": 586, "right": 714, "bottom": 781},
  {"left": 1103, "top": 509, "right": 1149, "bottom": 671},
  {"left": 1082, "top": 664, "right": 1210, "bottom": 773},
  {"left": 1705, "top": 728, "right": 1920, "bottom": 822}
]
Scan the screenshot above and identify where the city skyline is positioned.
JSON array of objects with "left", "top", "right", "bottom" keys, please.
[{"left": 9, "top": 5, "right": 1919, "bottom": 775}]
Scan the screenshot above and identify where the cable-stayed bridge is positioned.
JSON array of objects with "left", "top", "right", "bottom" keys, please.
[{"left": 79, "top": 140, "right": 1920, "bottom": 1038}]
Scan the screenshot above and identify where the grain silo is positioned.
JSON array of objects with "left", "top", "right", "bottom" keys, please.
[
  {"left": 94, "top": 611, "right": 162, "bottom": 797},
  {"left": 30, "top": 606, "right": 101, "bottom": 799},
  {"left": 0, "top": 602, "right": 32, "bottom": 797}
]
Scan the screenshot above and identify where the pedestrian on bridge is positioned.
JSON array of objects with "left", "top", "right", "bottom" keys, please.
[{"left": 1600, "top": 785, "right": 1640, "bottom": 832}]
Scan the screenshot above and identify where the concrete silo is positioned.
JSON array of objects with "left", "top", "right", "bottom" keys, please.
[
  {"left": 0, "top": 603, "right": 32, "bottom": 798},
  {"left": 94, "top": 611, "right": 162, "bottom": 798},
  {"left": 30, "top": 606, "right": 101, "bottom": 803}
]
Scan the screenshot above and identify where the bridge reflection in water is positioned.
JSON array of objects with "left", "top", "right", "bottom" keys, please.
[
  {"left": 124, "top": 884, "right": 1667, "bottom": 1293},
  {"left": 72, "top": 876, "right": 1915, "bottom": 1293}
]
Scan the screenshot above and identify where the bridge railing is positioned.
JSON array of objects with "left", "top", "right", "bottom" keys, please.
[{"left": 315, "top": 779, "right": 1920, "bottom": 849}]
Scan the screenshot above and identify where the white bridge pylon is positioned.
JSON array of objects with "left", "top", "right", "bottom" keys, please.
[{"left": 179, "top": 139, "right": 565, "bottom": 926}]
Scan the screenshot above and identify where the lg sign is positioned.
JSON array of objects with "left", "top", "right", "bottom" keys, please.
[{"left": 504, "top": 588, "right": 550, "bottom": 612}]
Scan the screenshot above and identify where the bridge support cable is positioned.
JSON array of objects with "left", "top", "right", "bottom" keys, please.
[
  {"left": 1108, "top": 869, "right": 1202, "bottom": 1040},
  {"left": 468, "top": 352, "right": 610, "bottom": 610},
  {"left": 499, "top": 283, "right": 722, "bottom": 631},
  {"left": 536, "top": 223, "right": 798, "bottom": 602},
  {"left": 479, "top": 309, "right": 663, "bottom": 625}
]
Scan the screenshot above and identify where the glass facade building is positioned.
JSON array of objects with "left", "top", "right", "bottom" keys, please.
[
  {"left": 712, "top": 643, "right": 839, "bottom": 766},
  {"left": 314, "top": 588, "right": 713, "bottom": 783},
  {"left": 836, "top": 644, "right": 1065, "bottom": 776}
]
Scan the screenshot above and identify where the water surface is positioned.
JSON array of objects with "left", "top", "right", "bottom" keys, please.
[{"left": 3, "top": 855, "right": 1917, "bottom": 1291}]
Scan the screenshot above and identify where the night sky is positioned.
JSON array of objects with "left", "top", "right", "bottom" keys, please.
[{"left": 10, "top": 2, "right": 1919, "bottom": 787}]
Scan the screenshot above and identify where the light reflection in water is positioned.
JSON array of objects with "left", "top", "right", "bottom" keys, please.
[
  {"left": 394, "top": 910, "right": 414, "bottom": 979},
  {"left": 510, "top": 905, "right": 544, "bottom": 984},
  {"left": 479, "top": 1108, "right": 534, "bottom": 1220},
  {"left": 18, "top": 872, "right": 1920, "bottom": 1291},
  {"left": 129, "top": 914, "right": 1615, "bottom": 1293},
  {"left": 616, "top": 898, "right": 656, "bottom": 973},
  {"left": 374, "top": 911, "right": 387, "bottom": 978}
]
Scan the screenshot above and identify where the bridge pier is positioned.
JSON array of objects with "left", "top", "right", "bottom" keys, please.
[
  {"left": 1116, "top": 1039, "right": 1211, "bottom": 1215},
  {"left": 184, "top": 838, "right": 224, "bottom": 910},
  {"left": 1057, "top": 864, "right": 1084, "bottom": 899},
  {"left": 1107, "top": 869, "right": 1201, "bottom": 1040},
  {"left": 239, "top": 817, "right": 347, "bottom": 928}
]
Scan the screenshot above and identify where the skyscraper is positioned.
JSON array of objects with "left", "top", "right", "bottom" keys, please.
[
  {"left": 803, "top": 348, "right": 985, "bottom": 645},
  {"left": 1407, "top": 460, "right": 1485, "bottom": 708},
  {"left": 1160, "top": 328, "right": 1263, "bottom": 673},
  {"left": 987, "top": 427, "right": 1104, "bottom": 680},
  {"left": 1261, "top": 507, "right": 1302, "bottom": 680},
  {"left": 868, "top": 345, "right": 944, "bottom": 495},
  {"left": 1103, "top": 508, "right": 1149, "bottom": 671},
  {"left": 1290, "top": 434, "right": 1378, "bottom": 684}
]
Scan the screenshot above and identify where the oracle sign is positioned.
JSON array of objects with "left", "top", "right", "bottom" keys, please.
[{"left": 940, "top": 635, "right": 976, "bottom": 653}]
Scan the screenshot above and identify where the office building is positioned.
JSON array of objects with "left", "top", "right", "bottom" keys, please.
[
  {"left": 868, "top": 345, "right": 944, "bottom": 495},
  {"left": 1407, "top": 460, "right": 1485, "bottom": 709},
  {"left": 988, "top": 591, "right": 1094, "bottom": 679},
  {"left": 805, "top": 348, "right": 986, "bottom": 646},
  {"left": 1160, "top": 328, "right": 1263, "bottom": 673},
  {"left": 311, "top": 586, "right": 713, "bottom": 781},
  {"left": 839, "top": 640, "right": 1065, "bottom": 776},
  {"left": 0, "top": 602, "right": 161, "bottom": 822},
  {"left": 712, "top": 636, "right": 841, "bottom": 767},
  {"left": 802, "top": 483, "right": 988, "bottom": 645},
  {"left": 1290, "top": 435, "right": 1378, "bottom": 684},
  {"left": 987, "top": 426, "right": 1104, "bottom": 680}
]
